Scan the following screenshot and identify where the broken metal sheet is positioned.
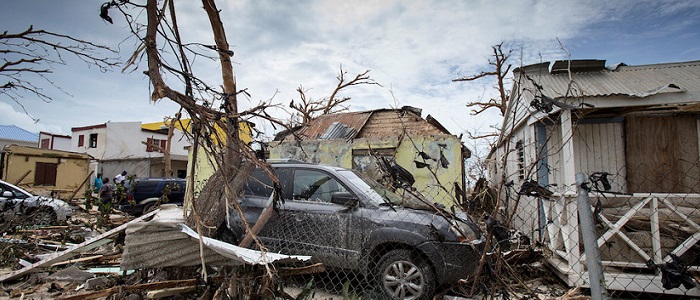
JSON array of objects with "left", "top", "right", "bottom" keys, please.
[
  {"left": 628, "top": 83, "right": 683, "bottom": 98},
  {"left": 120, "top": 204, "right": 310, "bottom": 270},
  {"left": 0, "top": 210, "right": 159, "bottom": 283},
  {"left": 319, "top": 122, "right": 357, "bottom": 140}
]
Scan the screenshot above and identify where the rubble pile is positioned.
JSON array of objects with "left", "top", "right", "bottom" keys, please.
[{"left": 0, "top": 200, "right": 579, "bottom": 300}]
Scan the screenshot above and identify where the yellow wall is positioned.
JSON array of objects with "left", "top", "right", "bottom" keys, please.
[
  {"left": 1, "top": 145, "right": 90, "bottom": 197},
  {"left": 144, "top": 118, "right": 254, "bottom": 145},
  {"left": 269, "top": 135, "right": 464, "bottom": 207},
  {"left": 186, "top": 121, "right": 255, "bottom": 196}
]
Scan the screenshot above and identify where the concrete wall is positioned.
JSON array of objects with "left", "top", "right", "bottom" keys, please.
[
  {"left": 39, "top": 133, "right": 72, "bottom": 151},
  {"left": 71, "top": 126, "right": 108, "bottom": 159},
  {"left": 185, "top": 122, "right": 256, "bottom": 197},
  {"left": 269, "top": 135, "right": 465, "bottom": 207},
  {"left": 72, "top": 121, "right": 191, "bottom": 160},
  {"left": 1, "top": 145, "right": 90, "bottom": 198},
  {"left": 100, "top": 159, "right": 152, "bottom": 182}
]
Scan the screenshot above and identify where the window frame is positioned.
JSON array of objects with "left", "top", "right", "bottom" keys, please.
[{"left": 89, "top": 133, "right": 98, "bottom": 148}]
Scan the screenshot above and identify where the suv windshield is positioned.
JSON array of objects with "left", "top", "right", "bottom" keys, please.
[{"left": 336, "top": 169, "right": 431, "bottom": 210}]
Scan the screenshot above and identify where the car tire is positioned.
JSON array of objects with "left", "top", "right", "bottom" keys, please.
[
  {"left": 376, "top": 249, "right": 435, "bottom": 300},
  {"left": 32, "top": 207, "right": 57, "bottom": 225},
  {"left": 142, "top": 202, "right": 157, "bottom": 215}
]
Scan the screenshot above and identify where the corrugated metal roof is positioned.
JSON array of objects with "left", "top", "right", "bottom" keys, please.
[
  {"left": 517, "top": 60, "right": 700, "bottom": 99},
  {"left": 319, "top": 122, "right": 358, "bottom": 140},
  {"left": 121, "top": 205, "right": 310, "bottom": 270},
  {"left": 0, "top": 125, "right": 39, "bottom": 143}
]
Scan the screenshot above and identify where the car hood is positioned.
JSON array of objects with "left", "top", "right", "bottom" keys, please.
[
  {"left": 33, "top": 196, "right": 72, "bottom": 217},
  {"left": 365, "top": 205, "right": 482, "bottom": 243}
]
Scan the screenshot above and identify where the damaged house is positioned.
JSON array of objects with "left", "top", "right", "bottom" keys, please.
[
  {"left": 1, "top": 145, "right": 91, "bottom": 199},
  {"left": 489, "top": 60, "right": 700, "bottom": 296},
  {"left": 71, "top": 121, "right": 191, "bottom": 180},
  {"left": 271, "top": 107, "right": 471, "bottom": 207}
]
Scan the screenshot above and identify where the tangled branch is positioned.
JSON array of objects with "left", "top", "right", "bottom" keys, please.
[
  {"left": 289, "top": 65, "right": 380, "bottom": 125},
  {"left": 0, "top": 25, "right": 119, "bottom": 108}
]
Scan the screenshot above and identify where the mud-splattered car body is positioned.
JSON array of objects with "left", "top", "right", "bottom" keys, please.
[
  {"left": 0, "top": 179, "right": 72, "bottom": 225},
  {"left": 221, "top": 162, "right": 484, "bottom": 298}
]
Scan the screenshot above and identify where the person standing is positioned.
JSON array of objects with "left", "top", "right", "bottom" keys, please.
[
  {"left": 93, "top": 173, "right": 103, "bottom": 193},
  {"left": 114, "top": 171, "right": 127, "bottom": 185},
  {"left": 98, "top": 178, "right": 113, "bottom": 204}
]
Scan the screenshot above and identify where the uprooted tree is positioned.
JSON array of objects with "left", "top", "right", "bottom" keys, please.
[{"left": 102, "top": 0, "right": 290, "bottom": 297}]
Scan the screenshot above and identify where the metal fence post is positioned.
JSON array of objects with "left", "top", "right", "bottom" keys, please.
[{"left": 576, "top": 172, "right": 607, "bottom": 300}]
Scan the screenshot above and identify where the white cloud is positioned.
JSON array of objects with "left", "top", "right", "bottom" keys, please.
[
  {"left": 1, "top": 0, "right": 699, "bottom": 149},
  {"left": 0, "top": 102, "right": 62, "bottom": 134}
]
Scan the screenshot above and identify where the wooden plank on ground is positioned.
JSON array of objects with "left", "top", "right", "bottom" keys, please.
[
  {"left": 0, "top": 210, "right": 158, "bottom": 283},
  {"left": 58, "top": 278, "right": 200, "bottom": 300}
]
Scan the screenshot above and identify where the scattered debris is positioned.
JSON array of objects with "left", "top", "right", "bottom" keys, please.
[{"left": 0, "top": 196, "right": 588, "bottom": 299}]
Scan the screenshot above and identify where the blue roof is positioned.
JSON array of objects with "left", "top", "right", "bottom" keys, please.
[{"left": 0, "top": 125, "right": 39, "bottom": 142}]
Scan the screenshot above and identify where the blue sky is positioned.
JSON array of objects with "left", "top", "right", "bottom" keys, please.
[{"left": 1, "top": 0, "right": 699, "bottom": 153}]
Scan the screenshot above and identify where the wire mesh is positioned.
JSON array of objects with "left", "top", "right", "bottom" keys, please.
[{"left": 510, "top": 161, "right": 700, "bottom": 299}]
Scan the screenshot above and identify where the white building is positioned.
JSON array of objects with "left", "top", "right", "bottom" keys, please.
[
  {"left": 71, "top": 121, "right": 191, "bottom": 180},
  {"left": 38, "top": 131, "right": 72, "bottom": 151}
]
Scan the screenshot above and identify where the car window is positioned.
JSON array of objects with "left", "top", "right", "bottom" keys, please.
[
  {"left": 134, "top": 181, "right": 160, "bottom": 193},
  {"left": 172, "top": 181, "right": 186, "bottom": 194},
  {"left": 0, "top": 183, "right": 29, "bottom": 199},
  {"left": 162, "top": 181, "right": 183, "bottom": 193},
  {"left": 244, "top": 169, "right": 275, "bottom": 197},
  {"left": 293, "top": 169, "right": 347, "bottom": 203}
]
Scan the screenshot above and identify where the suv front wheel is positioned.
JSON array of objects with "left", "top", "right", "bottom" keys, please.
[{"left": 376, "top": 249, "right": 435, "bottom": 300}]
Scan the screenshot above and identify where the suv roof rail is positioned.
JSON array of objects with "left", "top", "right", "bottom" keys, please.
[{"left": 266, "top": 159, "right": 309, "bottom": 164}]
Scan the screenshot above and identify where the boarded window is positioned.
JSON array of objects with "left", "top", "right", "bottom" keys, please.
[
  {"left": 40, "top": 138, "right": 50, "bottom": 149},
  {"left": 625, "top": 115, "right": 700, "bottom": 193},
  {"left": 89, "top": 133, "right": 98, "bottom": 148},
  {"left": 78, "top": 135, "right": 84, "bottom": 147},
  {"left": 35, "top": 162, "right": 58, "bottom": 186}
]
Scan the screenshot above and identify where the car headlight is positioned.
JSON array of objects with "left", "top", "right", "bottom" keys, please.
[{"left": 450, "top": 220, "right": 477, "bottom": 242}]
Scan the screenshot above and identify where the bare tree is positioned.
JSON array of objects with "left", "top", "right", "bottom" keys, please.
[
  {"left": 0, "top": 26, "right": 118, "bottom": 121},
  {"left": 453, "top": 42, "right": 512, "bottom": 117},
  {"left": 289, "top": 65, "right": 379, "bottom": 125},
  {"left": 102, "top": 2, "right": 292, "bottom": 291},
  {"left": 141, "top": 112, "right": 183, "bottom": 177}
]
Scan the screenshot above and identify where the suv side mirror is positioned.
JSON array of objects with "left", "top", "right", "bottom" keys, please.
[
  {"left": 331, "top": 192, "right": 359, "bottom": 207},
  {"left": 2, "top": 191, "right": 13, "bottom": 198}
]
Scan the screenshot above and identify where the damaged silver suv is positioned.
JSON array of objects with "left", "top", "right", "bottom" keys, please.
[{"left": 220, "top": 161, "right": 483, "bottom": 299}]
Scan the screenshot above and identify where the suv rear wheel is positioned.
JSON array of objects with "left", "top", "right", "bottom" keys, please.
[
  {"left": 142, "top": 202, "right": 158, "bottom": 215},
  {"left": 376, "top": 249, "right": 435, "bottom": 300}
]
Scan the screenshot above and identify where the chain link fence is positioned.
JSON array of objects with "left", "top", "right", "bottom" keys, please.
[{"left": 502, "top": 161, "right": 700, "bottom": 299}]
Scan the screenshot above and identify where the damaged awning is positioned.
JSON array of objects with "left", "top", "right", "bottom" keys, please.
[{"left": 121, "top": 205, "right": 310, "bottom": 270}]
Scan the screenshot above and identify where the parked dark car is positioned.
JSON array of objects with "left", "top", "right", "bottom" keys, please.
[
  {"left": 116, "top": 178, "right": 186, "bottom": 215},
  {"left": 218, "top": 162, "right": 484, "bottom": 300},
  {"left": 0, "top": 179, "right": 72, "bottom": 225}
]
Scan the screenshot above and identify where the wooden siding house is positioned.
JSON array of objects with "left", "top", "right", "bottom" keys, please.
[
  {"left": 271, "top": 107, "right": 471, "bottom": 207},
  {"left": 489, "top": 60, "right": 700, "bottom": 296}
]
